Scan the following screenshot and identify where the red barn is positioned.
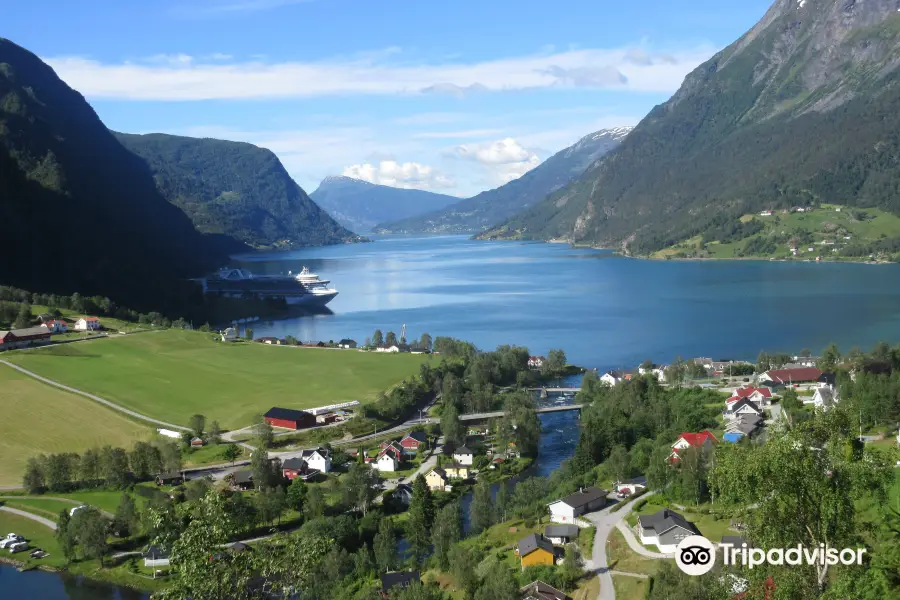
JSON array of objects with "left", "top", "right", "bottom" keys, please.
[
  {"left": 0, "top": 327, "right": 52, "bottom": 350},
  {"left": 264, "top": 407, "right": 315, "bottom": 430},
  {"left": 400, "top": 431, "right": 427, "bottom": 451}
]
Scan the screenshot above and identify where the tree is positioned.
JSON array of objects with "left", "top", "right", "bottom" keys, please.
[
  {"left": 543, "top": 349, "right": 567, "bottom": 376},
  {"left": 394, "top": 582, "right": 449, "bottom": 600},
  {"left": 305, "top": 485, "right": 326, "bottom": 519},
  {"left": 475, "top": 566, "right": 518, "bottom": 600},
  {"left": 385, "top": 331, "right": 398, "bottom": 346},
  {"left": 71, "top": 507, "right": 109, "bottom": 565},
  {"left": 209, "top": 421, "right": 222, "bottom": 444},
  {"left": 113, "top": 493, "right": 139, "bottom": 538},
  {"left": 372, "top": 329, "right": 384, "bottom": 345},
  {"left": 666, "top": 356, "right": 687, "bottom": 386},
  {"left": 221, "top": 443, "right": 242, "bottom": 465},
  {"left": 189, "top": 414, "right": 206, "bottom": 438},
  {"left": 441, "top": 402, "right": 463, "bottom": 447},
  {"left": 286, "top": 476, "right": 307, "bottom": 512},
  {"left": 819, "top": 343, "right": 841, "bottom": 372},
  {"left": 342, "top": 462, "right": 380, "bottom": 515},
  {"left": 155, "top": 439, "right": 182, "bottom": 473},
  {"left": 469, "top": 481, "right": 494, "bottom": 535},
  {"left": 560, "top": 544, "right": 583, "bottom": 590},
  {"left": 56, "top": 509, "right": 77, "bottom": 561},
  {"left": 101, "top": 446, "right": 130, "bottom": 488},
  {"left": 22, "top": 457, "right": 44, "bottom": 493},
  {"left": 253, "top": 415, "right": 274, "bottom": 449},
  {"left": 244, "top": 327, "right": 253, "bottom": 340},
  {"left": 407, "top": 474, "right": 435, "bottom": 564},
  {"left": 251, "top": 448, "right": 274, "bottom": 489},
  {"left": 608, "top": 444, "right": 631, "bottom": 482},
  {"left": 419, "top": 332, "right": 433, "bottom": 352},
  {"left": 432, "top": 501, "right": 462, "bottom": 571},
  {"left": 13, "top": 303, "right": 31, "bottom": 328},
  {"left": 45, "top": 453, "right": 76, "bottom": 491},
  {"left": 185, "top": 477, "right": 212, "bottom": 502},
  {"left": 129, "top": 441, "right": 161, "bottom": 480},
  {"left": 495, "top": 481, "right": 510, "bottom": 523},
  {"left": 373, "top": 517, "right": 397, "bottom": 573},
  {"left": 78, "top": 448, "right": 101, "bottom": 484},
  {"left": 450, "top": 545, "right": 480, "bottom": 599}
]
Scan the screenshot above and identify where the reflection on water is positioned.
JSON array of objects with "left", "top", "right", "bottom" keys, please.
[{"left": 0, "top": 565, "right": 148, "bottom": 600}]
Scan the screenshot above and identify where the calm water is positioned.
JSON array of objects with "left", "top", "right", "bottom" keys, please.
[
  {"left": 0, "top": 565, "right": 148, "bottom": 600},
  {"left": 239, "top": 235, "right": 900, "bottom": 369}
]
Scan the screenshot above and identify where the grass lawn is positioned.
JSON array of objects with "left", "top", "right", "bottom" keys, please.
[
  {"left": 29, "top": 305, "right": 159, "bottom": 334},
  {"left": 0, "top": 498, "right": 77, "bottom": 520},
  {"left": 606, "top": 528, "right": 661, "bottom": 575},
  {"left": 0, "top": 364, "right": 152, "bottom": 487},
  {"left": 52, "top": 490, "right": 131, "bottom": 515},
  {"left": 0, "top": 510, "right": 66, "bottom": 568},
  {"left": 182, "top": 442, "right": 249, "bottom": 467},
  {"left": 6, "top": 329, "right": 429, "bottom": 429},
  {"left": 572, "top": 575, "right": 600, "bottom": 600},
  {"left": 612, "top": 574, "right": 650, "bottom": 600}
]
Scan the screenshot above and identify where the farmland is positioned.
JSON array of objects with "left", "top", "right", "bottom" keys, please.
[
  {"left": 0, "top": 365, "right": 151, "bottom": 487},
  {"left": 5, "top": 329, "right": 429, "bottom": 430}
]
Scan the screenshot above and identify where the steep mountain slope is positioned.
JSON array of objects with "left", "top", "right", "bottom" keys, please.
[
  {"left": 0, "top": 38, "right": 236, "bottom": 311},
  {"left": 378, "top": 127, "right": 631, "bottom": 234},
  {"left": 115, "top": 133, "right": 357, "bottom": 248},
  {"left": 488, "top": 0, "right": 900, "bottom": 255},
  {"left": 309, "top": 175, "right": 460, "bottom": 233}
]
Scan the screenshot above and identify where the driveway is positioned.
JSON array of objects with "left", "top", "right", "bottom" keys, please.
[{"left": 0, "top": 505, "right": 57, "bottom": 530}]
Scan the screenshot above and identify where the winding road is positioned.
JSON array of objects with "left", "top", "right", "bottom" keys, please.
[{"left": 0, "top": 505, "right": 57, "bottom": 530}]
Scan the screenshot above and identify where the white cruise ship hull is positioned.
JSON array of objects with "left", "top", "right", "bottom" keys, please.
[{"left": 285, "top": 291, "right": 338, "bottom": 307}]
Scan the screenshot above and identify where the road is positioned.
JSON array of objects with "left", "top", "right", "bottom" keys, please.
[
  {"left": 0, "top": 505, "right": 57, "bottom": 530},
  {"left": 0, "top": 360, "right": 190, "bottom": 432},
  {"left": 582, "top": 491, "right": 664, "bottom": 600}
]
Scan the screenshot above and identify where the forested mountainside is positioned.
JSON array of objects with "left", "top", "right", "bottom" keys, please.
[
  {"left": 0, "top": 37, "right": 237, "bottom": 312},
  {"left": 309, "top": 175, "right": 460, "bottom": 233},
  {"left": 485, "top": 0, "right": 900, "bottom": 256},
  {"left": 378, "top": 127, "right": 631, "bottom": 234},
  {"left": 115, "top": 133, "right": 358, "bottom": 248}
]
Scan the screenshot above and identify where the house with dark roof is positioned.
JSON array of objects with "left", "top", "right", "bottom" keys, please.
[
  {"left": 338, "top": 338, "right": 357, "bottom": 349},
  {"left": 544, "top": 524, "right": 579, "bottom": 545},
  {"left": 548, "top": 486, "right": 608, "bottom": 523},
  {"left": 638, "top": 509, "right": 700, "bottom": 553},
  {"left": 520, "top": 580, "right": 571, "bottom": 600},
  {"left": 724, "top": 415, "right": 764, "bottom": 442},
  {"left": 425, "top": 468, "right": 448, "bottom": 491},
  {"left": 155, "top": 472, "right": 184, "bottom": 486},
  {"left": 0, "top": 327, "right": 52, "bottom": 350},
  {"left": 263, "top": 407, "right": 315, "bottom": 430},
  {"left": 600, "top": 370, "right": 625, "bottom": 386},
  {"left": 230, "top": 469, "right": 255, "bottom": 490},
  {"left": 256, "top": 336, "right": 282, "bottom": 345},
  {"left": 380, "top": 570, "right": 420, "bottom": 595},
  {"left": 811, "top": 386, "right": 838, "bottom": 411},
  {"left": 143, "top": 545, "right": 171, "bottom": 567},
  {"left": 400, "top": 430, "right": 427, "bottom": 452},
  {"left": 281, "top": 457, "right": 319, "bottom": 481},
  {"left": 515, "top": 534, "right": 556, "bottom": 567},
  {"left": 393, "top": 483, "right": 413, "bottom": 506},
  {"left": 726, "top": 397, "right": 764, "bottom": 418},
  {"left": 452, "top": 445, "right": 474, "bottom": 466}
]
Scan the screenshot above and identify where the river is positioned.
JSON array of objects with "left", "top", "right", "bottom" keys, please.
[
  {"left": 0, "top": 564, "right": 148, "bottom": 600},
  {"left": 238, "top": 235, "right": 900, "bottom": 368}
]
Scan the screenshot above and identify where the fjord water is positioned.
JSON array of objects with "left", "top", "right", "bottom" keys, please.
[{"left": 241, "top": 235, "right": 900, "bottom": 367}]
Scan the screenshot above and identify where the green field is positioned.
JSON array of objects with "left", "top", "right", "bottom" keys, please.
[
  {"left": 0, "top": 498, "right": 77, "bottom": 519},
  {"left": 0, "top": 365, "right": 151, "bottom": 487},
  {"left": 652, "top": 205, "right": 900, "bottom": 261},
  {"left": 0, "top": 511, "right": 66, "bottom": 567},
  {"left": 5, "top": 329, "right": 428, "bottom": 429}
]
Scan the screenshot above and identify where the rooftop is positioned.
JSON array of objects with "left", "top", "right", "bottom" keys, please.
[
  {"left": 557, "top": 486, "right": 608, "bottom": 509},
  {"left": 517, "top": 533, "right": 554, "bottom": 557}
]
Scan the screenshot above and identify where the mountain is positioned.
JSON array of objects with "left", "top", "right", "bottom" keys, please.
[
  {"left": 484, "top": 0, "right": 900, "bottom": 256},
  {"left": 309, "top": 175, "right": 461, "bottom": 233},
  {"left": 115, "top": 133, "right": 358, "bottom": 248},
  {"left": 0, "top": 37, "right": 236, "bottom": 312},
  {"left": 377, "top": 127, "right": 632, "bottom": 234}
]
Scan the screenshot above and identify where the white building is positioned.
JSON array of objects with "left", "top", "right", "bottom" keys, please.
[
  {"left": 40, "top": 320, "right": 68, "bottom": 333},
  {"left": 74, "top": 317, "right": 101, "bottom": 331},
  {"left": 547, "top": 487, "right": 608, "bottom": 523},
  {"left": 300, "top": 448, "right": 332, "bottom": 473},
  {"left": 452, "top": 446, "right": 474, "bottom": 466},
  {"left": 156, "top": 428, "right": 182, "bottom": 439},
  {"left": 373, "top": 453, "right": 398, "bottom": 472},
  {"left": 221, "top": 327, "right": 238, "bottom": 342},
  {"left": 810, "top": 387, "right": 838, "bottom": 411},
  {"left": 376, "top": 344, "right": 400, "bottom": 353},
  {"left": 600, "top": 371, "right": 625, "bottom": 386}
]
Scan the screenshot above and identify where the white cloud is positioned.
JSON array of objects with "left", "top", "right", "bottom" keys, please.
[
  {"left": 448, "top": 138, "right": 541, "bottom": 185},
  {"left": 44, "top": 43, "right": 714, "bottom": 101},
  {"left": 342, "top": 161, "right": 455, "bottom": 191}
]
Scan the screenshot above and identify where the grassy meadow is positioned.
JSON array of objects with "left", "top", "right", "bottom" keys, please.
[
  {"left": 5, "top": 329, "right": 428, "bottom": 429},
  {"left": 0, "top": 365, "right": 151, "bottom": 487}
]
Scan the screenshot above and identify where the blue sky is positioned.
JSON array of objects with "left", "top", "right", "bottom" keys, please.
[{"left": 6, "top": 0, "right": 773, "bottom": 196}]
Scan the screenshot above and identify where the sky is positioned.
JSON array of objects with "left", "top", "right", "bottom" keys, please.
[{"left": 5, "top": 0, "right": 774, "bottom": 197}]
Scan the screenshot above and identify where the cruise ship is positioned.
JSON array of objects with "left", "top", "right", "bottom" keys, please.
[{"left": 201, "top": 266, "right": 338, "bottom": 307}]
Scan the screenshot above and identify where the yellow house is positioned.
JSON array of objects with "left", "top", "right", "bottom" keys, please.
[
  {"left": 425, "top": 468, "right": 448, "bottom": 491},
  {"left": 443, "top": 463, "right": 469, "bottom": 479},
  {"left": 515, "top": 534, "right": 556, "bottom": 568}
]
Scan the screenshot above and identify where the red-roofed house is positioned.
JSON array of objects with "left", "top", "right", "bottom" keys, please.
[
  {"left": 40, "top": 319, "right": 69, "bottom": 333},
  {"left": 670, "top": 431, "right": 718, "bottom": 462},
  {"left": 528, "top": 356, "right": 545, "bottom": 370},
  {"left": 760, "top": 367, "right": 822, "bottom": 386},
  {"left": 726, "top": 387, "right": 772, "bottom": 410},
  {"left": 74, "top": 317, "right": 101, "bottom": 331}
]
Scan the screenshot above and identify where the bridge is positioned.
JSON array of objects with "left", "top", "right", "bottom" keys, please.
[
  {"left": 459, "top": 404, "right": 584, "bottom": 421},
  {"left": 527, "top": 387, "right": 582, "bottom": 393}
]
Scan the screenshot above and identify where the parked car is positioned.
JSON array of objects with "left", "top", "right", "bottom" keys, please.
[
  {"left": 9, "top": 541, "right": 29, "bottom": 554},
  {"left": 0, "top": 534, "right": 24, "bottom": 549}
]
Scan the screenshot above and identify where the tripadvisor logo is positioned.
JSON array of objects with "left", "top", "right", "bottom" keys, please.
[{"left": 675, "top": 535, "right": 867, "bottom": 576}]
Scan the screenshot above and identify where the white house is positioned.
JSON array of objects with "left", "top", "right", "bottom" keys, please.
[
  {"left": 300, "top": 447, "right": 332, "bottom": 473},
  {"left": 143, "top": 545, "right": 170, "bottom": 568},
  {"left": 452, "top": 446, "right": 474, "bottom": 466},
  {"left": 74, "top": 317, "right": 101, "bottom": 331},
  {"left": 373, "top": 453, "right": 398, "bottom": 472},
  {"left": 527, "top": 356, "right": 545, "bottom": 370},
  {"left": 156, "top": 428, "right": 182, "bottom": 439},
  {"left": 810, "top": 387, "right": 838, "bottom": 411},
  {"left": 725, "top": 398, "right": 763, "bottom": 418},
  {"left": 638, "top": 509, "right": 700, "bottom": 553},
  {"left": 376, "top": 344, "right": 400, "bottom": 353},
  {"left": 600, "top": 370, "right": 625, "bottom": 386},
  {"left": 221, "top": 327, "right": 238, "bottom": 342},
  {"left": 40, "top": 320, "right": 68, "bottom": 333},
  {"left": 548, "top": 487, "right": 608, "bottom": 523}
]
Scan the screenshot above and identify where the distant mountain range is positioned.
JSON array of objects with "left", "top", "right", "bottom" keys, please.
[
  {"left": 115, "top": 133, "right": 357, "bottom": 249},
  {"left": 376, "top": 127, "right": 632, "bottom": 234},
  {"left": 483, "top": 0, "right": 900, "bottom": 257},
  {"left": 309, "top": 175, "right": 461, "bottom": 234}
]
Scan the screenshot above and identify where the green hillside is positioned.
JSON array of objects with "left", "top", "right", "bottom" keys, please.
[
  {"left": 115, "top": 133, "right": 358, "bottom": 249},
  {"left": 487, "top": 2, "right": 900, "bottom": 259},
  {"left": 652, "top": 205, "right": 900, "bottom": 261}
]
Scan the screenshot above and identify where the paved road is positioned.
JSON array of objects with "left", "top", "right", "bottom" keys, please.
[
  {"left": 0, "top": 505, "right": 57, "bottom": 530},
  {"left": 458, "top": 405, "right": 583, "bottom": 421},
  {"left": 615, "top": 522, "right": 674, "bottom": 558},
  {"left": 0, "top": 360, "right": 190, "bottom": 432},
  {"left": 582, "top": 491, "right": 664, "bottom": 600}
]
